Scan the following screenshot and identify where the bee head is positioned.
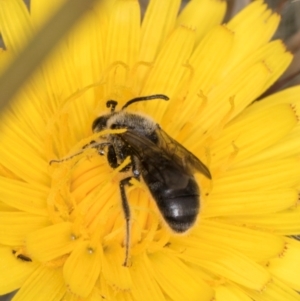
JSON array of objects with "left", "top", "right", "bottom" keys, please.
[
  {"left": 92, "top": 100, "right": 119, "bottom": 133},
  {"left": 92, "top": 95, "right": 169, "bottom": 133},
  {"left": 92, "top": 115, "right": 112, "bottom": 133}
]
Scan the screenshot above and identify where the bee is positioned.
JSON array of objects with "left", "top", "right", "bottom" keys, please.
[
  {"left": 92, "top": 94, "right": 211, "bottom": 265},
  {"left": 52, "top": 94, "right": 211, "bottom": 266}
]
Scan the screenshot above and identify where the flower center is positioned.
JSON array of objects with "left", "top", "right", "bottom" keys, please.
[{"left": 48, "top": 138, "right": 171, "bottom": 262}]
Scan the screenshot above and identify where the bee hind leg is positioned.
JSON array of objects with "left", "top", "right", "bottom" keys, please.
[{"left": 119, "top": 176, "right": 134, "bottom": 267}]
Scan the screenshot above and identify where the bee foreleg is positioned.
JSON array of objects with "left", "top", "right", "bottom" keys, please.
[
  {"left": 94, "top": 142, "right": 111, "bottom": 156},
  {"left": 119, "top": 176, "right": 133, "bottom": 267},
  {"left": 50, "top": 141, "right": 110, "bottom": 165},
  {"left": 107, "top": 145, "right": 133, "bottom": 173},
  {"left": 107, "top": 145, "right": 119, "bottom": 168}
]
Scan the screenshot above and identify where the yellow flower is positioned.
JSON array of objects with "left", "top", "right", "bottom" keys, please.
[{"left": 1, "top": 0, "right": 300, "bottom": 300}]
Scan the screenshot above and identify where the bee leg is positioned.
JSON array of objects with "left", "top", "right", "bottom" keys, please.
[
  {"left": 119, "top": 176, "right": 134, "bottom": 267},
  {"left": 131, "top": 155, "right": 141, "bottom": 179},
  {"left": 93, "top": 142, "right": 110, "bottom": 156},
  {"left": 107, "top": 144, "right": 119, "bottom": 168},
  {"left": 107, "top": 145, "right": 132, "bottom": 172},
  {"left": 50, "top": 141, "right": 110, "bottom": 164}
]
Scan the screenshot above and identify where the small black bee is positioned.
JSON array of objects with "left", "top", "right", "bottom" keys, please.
[
  {"left": 51, "top": 94, "right": 211, "bottom": 266},
  {"left": 91, "top": 94, "right": 212, "bottom": 265}
]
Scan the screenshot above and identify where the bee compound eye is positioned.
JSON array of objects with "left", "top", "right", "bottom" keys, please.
[{"left": 92, "top": 116, "right": 108, "bottom": 132}]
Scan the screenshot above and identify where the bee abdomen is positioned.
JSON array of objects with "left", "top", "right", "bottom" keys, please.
[
  {"left": 152, "top": 177, "right": 200, "bottom": 233},
  {"left": 162, "top": 195, "right": 199, "bottom": 233}
]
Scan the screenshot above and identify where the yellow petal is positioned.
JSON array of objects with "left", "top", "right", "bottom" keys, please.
[
  {"left": 105, "top": 0, "right": 140, "bottom": 67},
  {"left": 251, "top": 85, "right": 300, "bottom": 109},
  {"left": 141, "top": 25, "right": 195, "bottom": 119},
  {"left": 0, "top": 212, "right": 50, "bottom": 245},
  {"left": 101, "top": 244, "right": 132, "bottom": 290},
  {"left": 87, "top": 288, "right": 110, "bottom": 301},
  {"left": 63, "top": 241, "right": 102, "bottom": 298},
  {"left": 0, "top": 246, "right": 38, "bottom": 294},
  {"left": 30, "top": 0, "right": 66, "bottom": 27},
  {"left": 226, "top": 0, "right": 280, "bottom": 71},
  {"left": 0, "top": 97, "right": 47, "bottom": 153},
  {"left": 26, "top": 222, "right": 78, "bottom": 262},
  {"left": 232, "top": 126, "right": 300, "bottom": 167},
  {"left": 189, "top": 24, "right": 234, "bottom": 94},
  {"left": 13, "top": 266, "right": 66, "bottom": 301},
  {"left": 213, "top": 157, "right": 300, "bottom": 193},
  {"left": 177, "top": 0, "right": 226, "bottom": 43},
  {"left": 215, "top": 284, "right": 253, "bottom": 301},
  {"left": 268, "top": 238, "right": 300, "bottom": 291},
  {"left": 0, "top": 121, "right": 49, "bottom": 186},
  {"left": 103, "top": 0, "right": 140, "bottom": 99},
  {"left": 220, "top": 40, "right": 292, "bottom": 101},
  {"left": 173, "top": 236, "right": 270, "bottom": 290},
  {"left": 198, "top": 61, "right": 271, "bottom": 132},
  {"left": 261, "top": 43, "right": 292, "bottom": 91},
  {"left": 194, "top": 220, "right": 285, "bottom": 262},
  {"left": 223, "top": 208, "right": 300, "bottom": 236},
  {"left": 204, "top": 189, "right": 298, "bottom": 217},
  {"left": 150, "top": 252, "right": 214, "bottom": 301},
  {"left": 68, "top": 7, "right": 105, "bottom": 90},
  {"left": 0, "top": 0, "right": 32, "bottom": 52},
  {"left": 130, "top": 254, "right": 166, "bottom": 301},
  {"left": 163, "top": 25, "right": 234, "bottom": 132},
  {"left": 244, "top": 277, "right": 300, "bottom": 301},
  {"left": 140, "top": 0, "right": 180, "bottom": 62},
  {"left": 0, "top": 177, "right": 47, "bottom": 215},
  {"left": 0, "top": 109, "right": 46, "bottom": 153},
  {"left": 0, "top": 201, "right": 14, "bottom": 211},
  {"left": 210, "top": 104, "right": 297, "bottom": 166},
  {"left": 237, "top": 86, "right": 300, "bottom": 162},
  {"left": 40, "top": 43, "right": 78, "bottom": 101}
]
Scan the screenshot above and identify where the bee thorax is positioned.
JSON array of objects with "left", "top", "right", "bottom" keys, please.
[{"left": 108, "top": 112, "right": 157, "bottom": 137}]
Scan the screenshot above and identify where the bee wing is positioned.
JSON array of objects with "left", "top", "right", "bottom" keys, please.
[
  {"left": 119, "top": 128, "right": 211, "bottom": 179},
  {"left": 156, "top": 127, "right": 211, "bottom": 179},
  {"left": 119, "top": 130, "right": 176, "bottom": 165},
  {"left": 119, "top": 130, "right": 193, "bottom": 188}
]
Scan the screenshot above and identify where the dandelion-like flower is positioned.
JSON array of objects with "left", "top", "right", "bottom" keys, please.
[{"left": 1, "top": 0, "right": 300, "bottom": 300}]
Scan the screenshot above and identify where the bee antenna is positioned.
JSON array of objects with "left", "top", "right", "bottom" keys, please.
[
  {"left": 121, "top": 94, "right": 169, "bottom": 110},
  {"left": 106, "top": 100, "right": 118, "bottom": 113}
]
